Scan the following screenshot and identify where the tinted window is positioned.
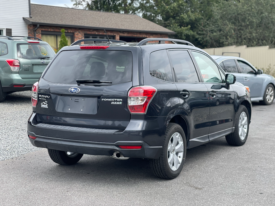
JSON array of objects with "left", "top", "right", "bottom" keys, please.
[
  {"left": 150, "top": 50, "right": 173, "bottom": 82},
  {"left": 237, "top": 60, "right": 255, "bottom": 74},
  {"left": 222, "top": 59, "right": 238, "bottom": 73},
  {"left": 0, "top": 42, "right": 8, "bottom": 56},
  {"left": 192, "top": 52, "right": 223, "bottom": 83},
  {"left": 43, "top": 50, "right": 132, "bottom": 85},
  {"left": 17, "top": 43, "right": 55, "bottom": 59},
  {"left": 168, "top": 50, "right": 199, "bottom": 83}
]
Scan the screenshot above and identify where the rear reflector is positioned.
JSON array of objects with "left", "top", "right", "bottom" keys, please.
[
  {"left": 28, "top": 41, "right": 39, "bottom": 43},
  {"left": 13, "top": 85, "right": 25, "bottom": 88},
  {"left": 119, "top": 145, "right": 142, "bottom": 149},
  {"left": 80, "top": 46, "right": 109, "bottom": 50},
  {"left": 28, "top": 135, "right": 36, "bottom": 140},
  {"left": 6, "top": 59, "right": 20, "bottom": 72},
  {"left": 128, "top": 86, "right": 157, "bottom": 114},
  {"left": 32, "top": 82, "right": 38, "bottom": 107}
]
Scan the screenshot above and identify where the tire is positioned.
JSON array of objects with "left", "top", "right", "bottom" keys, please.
[
  {"left": 150, "top": 123, "right": 187, "bottom": 179},
  {"left": 260, "top": 84, "right": 274, "bottom": 105},
  {"left": 226, "top": 105, "right": 249, "bottom": 146},
  {"left": 0, "top": 83, "right": 7, "bottom": 102},
  {"left": 48, "top": 149, "right": 83, "bottom": 165}
]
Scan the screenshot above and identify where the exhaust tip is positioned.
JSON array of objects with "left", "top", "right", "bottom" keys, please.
[{"left": 112, "top": 151, "right": 129, "bottom": 160}]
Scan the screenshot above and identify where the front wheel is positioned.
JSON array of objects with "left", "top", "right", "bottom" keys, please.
[
  {"left": 0, "top": 83, "right": 6, "bottom": 102},
  {"left": 261, "top": 84, "right": 274, "bottom": 105},
  {"left": 226, "top": 105, "right": 249, "bottom": 146},
  {"left": 48, "top": 149, "right": 83, "bottom": 165},
  {"left": 150, "top": 123, "right": 187, "bottom": 179}
]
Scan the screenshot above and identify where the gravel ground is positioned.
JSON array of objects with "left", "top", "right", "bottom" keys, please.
[{"left": 0, "top": 91, "right": 39, "bottom": 161}]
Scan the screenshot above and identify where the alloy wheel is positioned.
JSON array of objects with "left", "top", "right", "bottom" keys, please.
[
  {"left": 238, "top": 112, "right": 248, "bottom": 141},
  {"left": 266, "top": 87, "right": 274, "bottom": 103},
  {"left": 167, "top": 132, "right": 184, "bottom": 171}
]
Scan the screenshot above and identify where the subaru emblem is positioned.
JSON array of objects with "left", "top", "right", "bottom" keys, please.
[{"left": 69, "top": 87, "right": 80, "bottom": 94}]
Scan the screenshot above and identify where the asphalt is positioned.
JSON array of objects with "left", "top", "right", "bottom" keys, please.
[{"left": 0, "top": 92, "right": 274, "bottom": 206}]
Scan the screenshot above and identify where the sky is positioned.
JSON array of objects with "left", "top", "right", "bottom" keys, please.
[{"left": 31, "top": 0, "right": 75, "bottom": 7}]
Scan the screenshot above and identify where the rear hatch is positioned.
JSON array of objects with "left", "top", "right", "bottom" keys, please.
[
  {"left": 17, "top": 42, "right": 55, "bottom": 79},
  {"left": 35, "top": 48, "right": 133, "bottom": 131}
]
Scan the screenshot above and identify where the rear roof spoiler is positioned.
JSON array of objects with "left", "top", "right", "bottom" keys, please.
[{"left": 71, "top": 38, "right": 126, "bottom": 46}]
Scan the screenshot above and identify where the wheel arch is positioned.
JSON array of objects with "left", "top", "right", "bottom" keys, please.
[
  {"left": 168, "top": 115, "right": 190, "bottom": 143},
  {"left": 240, "top": 100, "right": 252, "bottom": 122}
]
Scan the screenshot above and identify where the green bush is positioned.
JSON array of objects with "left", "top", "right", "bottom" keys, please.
[
  {"left": 58, "top": 29, "right": 68, "bottom": 51},
  {"left": 259, "top": 65, "right": 275, "bottom": 77}
]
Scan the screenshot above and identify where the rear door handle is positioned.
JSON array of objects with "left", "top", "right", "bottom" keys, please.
[
  {"left": 244, "top": 77, "right": 249, "bottom": 81},
  {"left": 180, "top": 90, "right": 189, "bottom": 98}
]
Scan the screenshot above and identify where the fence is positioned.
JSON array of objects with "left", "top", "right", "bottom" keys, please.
[{"left": 203, "top": 45, "right": 275, "bottom": 70}]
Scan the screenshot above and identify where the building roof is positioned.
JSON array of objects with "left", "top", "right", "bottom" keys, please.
[{"left": 23, "top": 4, "right": 175, "bottom": 34}]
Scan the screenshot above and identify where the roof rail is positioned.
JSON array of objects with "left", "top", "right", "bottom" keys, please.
[
  {"left": 0, "top": 36, "right": 42, "bottom": 41},
  {"left": 71, "top": 38, "right": 126, "bottom": 46},
  {"left": 137, "top": 38, "right": 194, "bottom": 46}
]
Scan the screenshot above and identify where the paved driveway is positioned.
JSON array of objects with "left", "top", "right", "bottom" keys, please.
[{"left": 0, "top": 92, "right": 274, "bottom": 205}]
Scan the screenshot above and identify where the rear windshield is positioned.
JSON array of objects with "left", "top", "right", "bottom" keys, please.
[
  {"left": 43, "top": 50, "right": 133, "bottom": 85},
  {"left": 17, "top": 43, "right": 56, "bottom": 59}
]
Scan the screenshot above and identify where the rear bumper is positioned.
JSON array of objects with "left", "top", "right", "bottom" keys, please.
[
  {"left": 27, "top": 113, "right": 163, "bottom": 159},
  {"left": 1, "top": 73, "right": 38, "bottom": 92}
]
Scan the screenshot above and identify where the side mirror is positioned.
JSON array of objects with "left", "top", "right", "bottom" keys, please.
[
  {"left": 225, "top": 74, "right": 236, "bottom": 88},
  {"left": 256, "top": 69, "right": 263, "bottom": 75}
]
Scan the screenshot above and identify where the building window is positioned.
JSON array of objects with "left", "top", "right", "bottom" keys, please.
[
  {"left": 0, "top": 29, "right": 5, "bottom": 36},
  {"left": 41, "top": 31, "right": 73, "bottom": 52},
  {"left": 84, "top": 34, "right": 115, "bottom": 40}
]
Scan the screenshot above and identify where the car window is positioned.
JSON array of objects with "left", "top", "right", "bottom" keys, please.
[
  {"left": 150, "top": 50, "right": 174, "bottom": 82},
  {"left": 0, "top": 42, "right": 8, "bottom": 56},
  {"left": 237, "top": 60, "right": 255, "bottom": 74},
  {"left": 192, "top": 51, "right": 224, "bottom": 83},
  {"left": 17, "top": 43, "right": 55, "bottom": 60},
  {"left": 43, "top": 50, "right": 132, "bottom": 85},
  {"left": 222, "top": 59, "right": 239, "bottom": 73},
  {"left": 168, "top": 50, "right": 199, "bottom": 83}
]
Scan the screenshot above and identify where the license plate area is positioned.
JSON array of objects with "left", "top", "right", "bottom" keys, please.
[
  {"left": 56, "top": 96, "right": 97, "bottom": 114},
  {"left": 33, "top": 65, "right": 46, "bottom": 73}
]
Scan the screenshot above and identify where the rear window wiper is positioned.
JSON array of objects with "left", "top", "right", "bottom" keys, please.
[
  {"left": 39, "top": 57, "right": 51, "bottom": 59},
  {"left": 76, "top": 79, "right": 112, "bottom": 85}
]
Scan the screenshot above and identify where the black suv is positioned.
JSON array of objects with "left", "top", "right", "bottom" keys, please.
[{"left": 27, "top": 38, "right": 252, "bottom": 179}]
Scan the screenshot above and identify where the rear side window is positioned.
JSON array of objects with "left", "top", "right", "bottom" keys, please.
[
  {"left": 168, "top": 50, "right": 199, "bottom": 83},
  {"left": 17, "top": 43, "right": 55, "bottom": 59},
  {"left": 222, "top": 59, "right": 238, "bottom": 73},
  {"left": 150, "top": 50, "right": 173, "bottom": 82},
  {"left": 43, "top": 50, "right": 132, "bottom": 85},
  {"left": 0, "top": 42, "right": 8, "bottom": 56}
]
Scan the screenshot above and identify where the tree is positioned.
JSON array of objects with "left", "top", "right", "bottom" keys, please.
[
  {"left": 58, "top": 29, "right": 68, "bottom": 51},
  {"left": 71, "top": 0, "right": 139, "bottom": 14},
  {"left": 197, "top": 0, "right": 275, "bottom": 48}
]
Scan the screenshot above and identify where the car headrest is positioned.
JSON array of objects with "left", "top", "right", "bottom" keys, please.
[{"left": 90, "top": 62, "right": 106, "bottom": 78}]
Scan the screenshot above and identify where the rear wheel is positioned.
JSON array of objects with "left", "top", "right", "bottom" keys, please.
[
  {"left": 261, "top": 84, "right": 274, "bottom": 105},
  {"left": 150, "top": 123, "right": 187, "bottom": 179},
  {"left": 48, "top": 149, "right": 83, "bottom": 165},
  {"left": 226, "top": 105, "right": 249, "bottom": 146},
  {"left": 0, "top": 83, "right": 7, "bottom": 102}
]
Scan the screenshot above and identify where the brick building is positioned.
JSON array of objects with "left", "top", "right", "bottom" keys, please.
[{"left": 23, "top": 4, "right": 174, "bottom": 51}]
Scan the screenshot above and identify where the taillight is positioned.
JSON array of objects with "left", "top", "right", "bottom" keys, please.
[
  {"left": 28, "top": 41, "right": 39, "bottom": 43},
  {"left": 80, "top": 46, "right": 109, "bottom": 50},
  {"left": 32, "top": 82, "right": 38, "bottom": 107},
  {"left": 119, "top": 145, "right": 142, "bottom": 149},
  {"left": 6, "top": 59, "right": 20, "bottom": 72},
  {"left": 128, "top": 86, "right": 157, "bottom": 114}
]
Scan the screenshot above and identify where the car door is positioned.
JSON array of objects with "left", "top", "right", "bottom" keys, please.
[
  {"left": 167, "top": 50, "right": 210, "bottom": 146},
  {"left": 191, "top": 51, "right": 235, "bottom": 140},
  {"left": 236, "top": 60, "right": 264, "bottom": 98}
]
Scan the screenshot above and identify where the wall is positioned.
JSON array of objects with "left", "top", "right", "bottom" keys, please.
[
  {"left": 0, "top": 0, "right": 29, "bottom": 36},
  {"left": 204, "top": 45, "right": 275, "bottom": 69},
  {"left": 28, "top": 25, "right": 168, "bottom": 43}
]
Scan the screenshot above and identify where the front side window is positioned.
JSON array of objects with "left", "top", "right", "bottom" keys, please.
[
  {"left": 150, "top": 50, "right": 173, "bottom": 82},
  {"left": 0, "top": 42, "right": 8, "bottom": 56},
  {"left": 237, "top": 60, "right": 255, "bottom": 74},
  {"left": 168, "top": 50, "right": 199, "bottom": 83},
  {"left": 17, "top": 43, "right": 56, "bottom": 60},
  {"left": 192, "top": 51, "right": 224, "bottom": 83},
  {"left": 43, "top": 50, "right": 132, "bottom": 85},
  {"left": 222, "top": 59, "right": 239, "bottom": 73}
]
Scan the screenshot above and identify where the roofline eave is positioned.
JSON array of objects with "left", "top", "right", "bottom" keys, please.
[{"left": 23, "top": 18, "right": 176, "bottom": 35}]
